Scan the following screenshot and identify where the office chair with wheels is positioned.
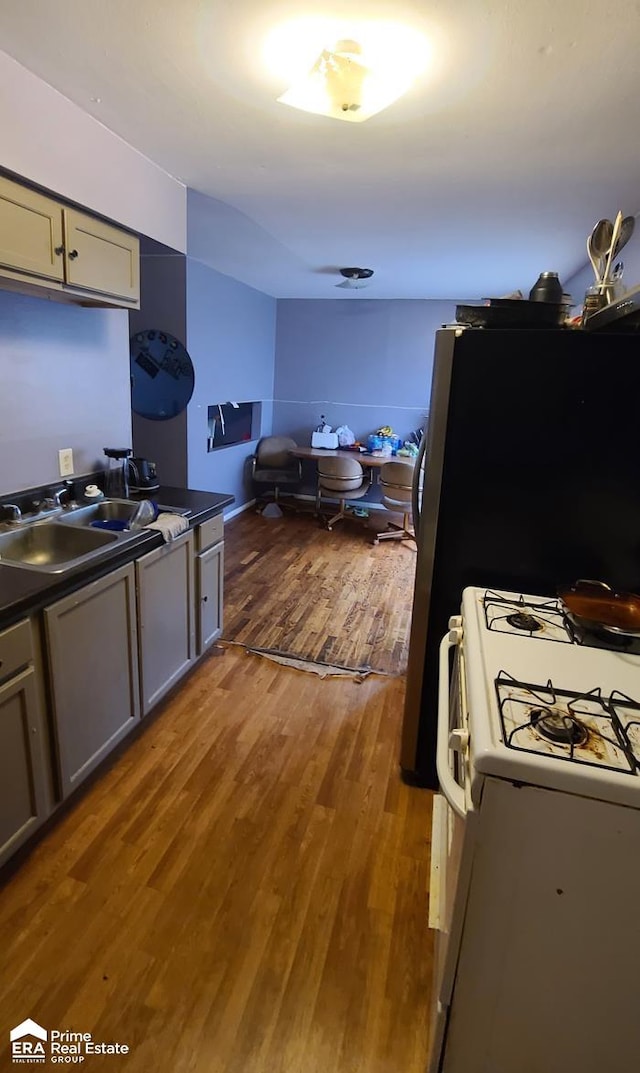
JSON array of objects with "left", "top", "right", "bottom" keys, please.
[
  {"left": 251, "top": 436, "right": 302, "bottom": 517},
  {"left": 316, "top": 455, "right": 371, "bottom": 530},
  {"left": 373, "top": 461, "right": 416, "bottom": 544}
]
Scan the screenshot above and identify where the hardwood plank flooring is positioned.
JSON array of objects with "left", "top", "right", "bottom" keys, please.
[
  {"left": 223, "top": 509, "right": 417, "bottom": 675},
  {"left": 0, "top": 647, "right": 434, "bottom": 1073}
]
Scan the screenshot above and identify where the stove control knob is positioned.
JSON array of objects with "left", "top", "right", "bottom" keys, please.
[
  {"left": 449, "top": 729, "right": 469, "bottom": 754},
  {"left": 448, "top": 615, "right": 463, "bottom": 629}
]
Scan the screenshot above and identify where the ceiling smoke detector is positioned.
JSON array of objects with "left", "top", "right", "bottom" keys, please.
[{"left": 336, "top": 267, "right": 374, "bottom": 290}]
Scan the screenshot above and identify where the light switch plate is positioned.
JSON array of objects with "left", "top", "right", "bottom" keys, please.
[{"left": 58, "top": 448, "right": 74, "bottom": 477}]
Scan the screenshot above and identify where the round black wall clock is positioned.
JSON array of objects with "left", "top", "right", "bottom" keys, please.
[{"left": 130, "top": 329, "right": 195, "bottom": 421}]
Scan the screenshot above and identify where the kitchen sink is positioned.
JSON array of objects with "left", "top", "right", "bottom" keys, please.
[
  {"left": 0, "top": 520, "right": 135, "bottom": 573},
  {"left": 59, "top": 498, "right": 138, "bottom": 526}
]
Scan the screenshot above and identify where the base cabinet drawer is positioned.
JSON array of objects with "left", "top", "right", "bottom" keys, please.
[
  {"left": 0, "top": 665, "right": 50, "bottom": 866},
  {"left": 197, "top": 540, "right": 224, "bottom": 654},
  {"left": 136, "top": 533, "right": 195, "bottom": 715},
  {"left": 44, "top": 564, "right": 140, "bottom": 797}
]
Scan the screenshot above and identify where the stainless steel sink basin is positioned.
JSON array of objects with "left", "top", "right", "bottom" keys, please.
[
  {"left": 59, "top": 498, "right": 138, "bottom": 526},
  {"left": 0, "top": 521, "right": 122, "bottom": 573}
]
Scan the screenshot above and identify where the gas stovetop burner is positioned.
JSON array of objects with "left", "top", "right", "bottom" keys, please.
[
  {"left": 530, "top": 707, "right": 588, "bottom": 746},
  {"left": 483, "top": 591, "right": 572, "bottom": 643},
  {"left": 506, "top": 611, "right": 543, "bottom": 632},
  {"left": 495, "top": 671, "right": 640, "bottom": 773}
]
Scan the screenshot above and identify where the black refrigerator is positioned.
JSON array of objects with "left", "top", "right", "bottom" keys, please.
[{"left": 401, "top": 326, "right": 640, "bottom": 788}]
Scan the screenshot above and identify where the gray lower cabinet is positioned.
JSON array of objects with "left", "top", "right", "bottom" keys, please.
[
  {"left": 0, "top": 619, "right": 50, "bottom": 866},
  {"left": 44, "top": 563, "right": 140, "bottom": 797},
  {"left": 136, "top": 532, "right": 195, "bottom": 715},
  {"left": 196, "top": 539, "right": 224, "bottom": 654}
]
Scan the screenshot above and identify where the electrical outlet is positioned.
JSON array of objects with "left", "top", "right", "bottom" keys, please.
[{"left": 58, "top": 448, "right": 74, "bottom": 477}]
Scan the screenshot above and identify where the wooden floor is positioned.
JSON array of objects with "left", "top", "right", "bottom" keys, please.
[
  {"left": 0, "top": 649, "right": 434, "bottom": 1072},
  {"left": 224, "top": 509, "right": 417, "bottom": 675}
]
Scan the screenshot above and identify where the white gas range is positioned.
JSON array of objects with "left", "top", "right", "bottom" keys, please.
[{"left": 428, "top": 587, "right": 640, "bottom": 1073}]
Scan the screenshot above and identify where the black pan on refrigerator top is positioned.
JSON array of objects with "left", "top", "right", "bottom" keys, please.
[{"left": 456, "top": 299, "right": 565, "bottom": 329}]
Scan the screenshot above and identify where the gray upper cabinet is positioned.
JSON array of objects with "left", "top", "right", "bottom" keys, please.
[
  {"left": 0, "top": 173, "right": 140, "bottom": 308},
  {"left": 0, "top": 619, "right": 51, "bottom": 867},
  {"left": 44, "top": 563, "right": 140, "bottom": 797},
  {"left": 0, "top": 175, "right": 65, "bottom": 282},
  {"left": 136, "top": 533, "right": 195, "bottom": 715}
]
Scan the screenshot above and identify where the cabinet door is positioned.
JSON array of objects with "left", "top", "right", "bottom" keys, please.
[
  {"left": 63, "top": 207, "right": 140, "bottom": 302},
  {"left": 197, "top": 540, "right": 224, "bottom": 654},
  {"left": 136, "top": 533, "right": 195, "bottom": 715},
  {"left": 0, "top": 667, "right": 50, "bottom": 866},
  {"left": 45, "top": 563, "right": 140, "bottom": 797},
  {"left": 0, "top": 174, "right": 64, "bottom": 281}
]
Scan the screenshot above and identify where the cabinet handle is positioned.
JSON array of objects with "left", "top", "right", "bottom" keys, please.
[
  {"left": 202, "top": 595, "right": 208, "bottom": 602},
  {"left": 54, "top": 245, "right": 65, "bottom": 256},
  {"left": 68, "top": 249, "right": 79, "bottom": 260}
]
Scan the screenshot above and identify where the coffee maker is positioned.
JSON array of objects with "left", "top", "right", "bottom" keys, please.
[{"left": 127, "top": 457, "right": 159, "bottom": 492}]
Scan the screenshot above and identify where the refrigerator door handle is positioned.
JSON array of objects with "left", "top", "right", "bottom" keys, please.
[
  {"left": 437, "top": 630, "right": 467, "bottom": 818},
  {"left": 411, "top": 430, "right": 428, "bottom": 536}
]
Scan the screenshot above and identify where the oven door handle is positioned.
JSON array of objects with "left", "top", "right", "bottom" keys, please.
[{"left": 437, "top": 630, "right": 467, "bottom": 818}]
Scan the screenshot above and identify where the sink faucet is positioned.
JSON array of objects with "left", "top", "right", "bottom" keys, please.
[
  {"left": 3, "top": 503, "right": 22, "bottom": 524},
  {"left": 53, "top": 487, "right": 72, "bottom": 509}
]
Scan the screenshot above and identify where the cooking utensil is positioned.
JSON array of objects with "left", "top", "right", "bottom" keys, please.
[
  {"left": 558, "top": 579, "right": 640, "bottom": 637},
  {"left": 613, "top": 215, "right": 635, "bottom": 260},
  {"left": 456, "top": 299, "right": 565, "bottom": 329},
  {"left": 588, "top": 219, "right": 613, "bottom": 283},
  {"left": 601, "top": 210, "right": 623, "bottom": 287},
  {"left": 589, "top": 219, "right": 613, "bottom": 282}
]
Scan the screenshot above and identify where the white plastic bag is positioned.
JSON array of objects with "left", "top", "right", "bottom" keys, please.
[{"left": 336, "top": 425, "right": 356, "bottom": 447}]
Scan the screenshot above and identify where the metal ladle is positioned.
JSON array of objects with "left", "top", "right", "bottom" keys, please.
[{"left": 587, "top": 219, "right": 613, "bottom": 282}]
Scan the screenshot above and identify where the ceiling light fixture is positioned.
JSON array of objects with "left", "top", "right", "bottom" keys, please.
[
  {"left": 336, "top": 267, "right": 374, "bottom": 290},
  {"left": 267, "top": 20, "right": 430, "bottom": 123}
]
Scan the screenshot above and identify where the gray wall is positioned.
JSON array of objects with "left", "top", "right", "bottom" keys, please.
[
  {"left": 0, "top": 290, "right": 131, "bottom": 496},
  {"left": 186, "top": 257, "right": 276, "bottom": 508},
  {"left": 130, "top": 248, "right": 188, "bottom": 488},
  {"left": 273, "top": 299, "right": 455, "bottom": 446}
]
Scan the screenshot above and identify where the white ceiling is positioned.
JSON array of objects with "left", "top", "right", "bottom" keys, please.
[{"left": 2, "top": 0, "right": 640, "bottom": 299}]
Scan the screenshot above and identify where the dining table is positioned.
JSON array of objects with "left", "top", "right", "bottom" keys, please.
[{"left": 289, "top": 446, "right": 416, "bottom": 470}]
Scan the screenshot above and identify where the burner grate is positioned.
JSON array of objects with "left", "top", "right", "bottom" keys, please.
[
  {"left": 483, "top": 591, "right": 572, "bottom": 643},
  {"left": 495, "top": 672, "right": 640, "bottom": 774}
]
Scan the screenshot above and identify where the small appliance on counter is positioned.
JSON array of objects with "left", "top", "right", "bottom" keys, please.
[
  {"left": 103, "top": 447, "right": 132, "bottom": 498},
  {"left": 127, "top": 457, "right": 159, "bottom": 492}
]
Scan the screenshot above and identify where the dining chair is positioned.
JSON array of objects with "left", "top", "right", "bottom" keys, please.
[
  {"left": 250, "top": 436, "right": 302, "bottom": 517},
  {"left": 315, "top": 455, "right": 370, "bottom": 530},
  {"left": 372, "top": 460, "right": 416, "bottom": 544}
]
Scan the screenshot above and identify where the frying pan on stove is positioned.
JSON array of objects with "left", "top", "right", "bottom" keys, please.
[{"left": 558, "top": 580, "right": 640, "bottom": 637}]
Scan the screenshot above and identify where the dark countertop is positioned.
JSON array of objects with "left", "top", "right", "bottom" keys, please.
[{"left": 0, "top": 486, "right": 234, "bottom": 628}]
